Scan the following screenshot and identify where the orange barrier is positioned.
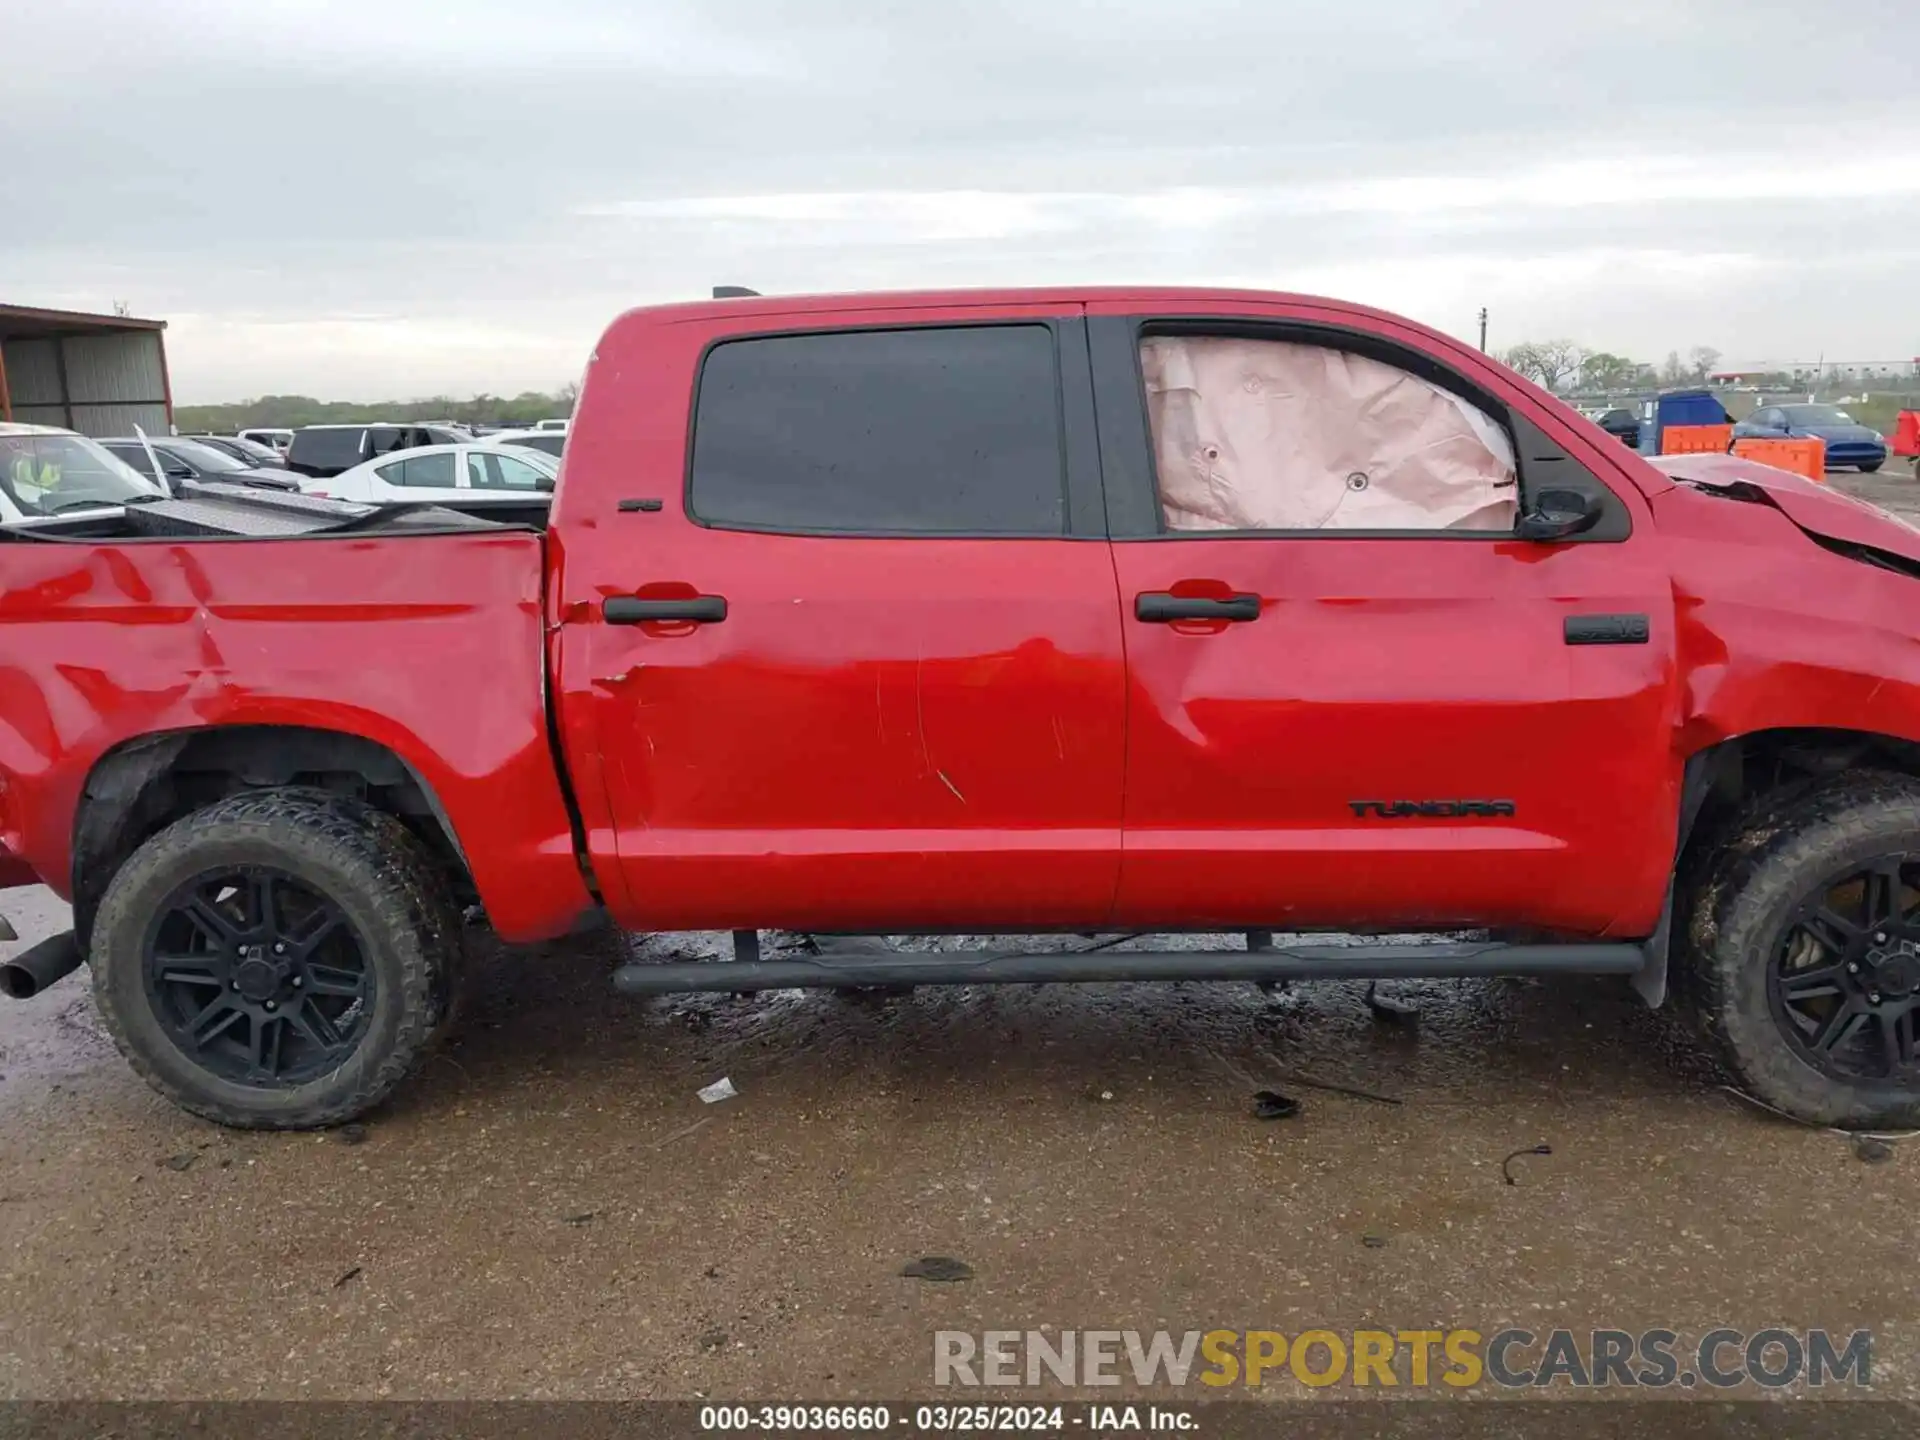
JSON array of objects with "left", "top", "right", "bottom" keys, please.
[
  {"left": 1660, "top": 423, "right": 1734, "bottom": 455},
  {"left": 1732, "top": 437, "right": 1826, "bottom": 482},
  {"left": 1892, "top": 409, "right": 1920, "bottom": 459}
]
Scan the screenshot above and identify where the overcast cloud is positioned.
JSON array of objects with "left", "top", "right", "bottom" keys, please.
[{"left": 5, "top": 0, "right": 1918, "bottom": 401}]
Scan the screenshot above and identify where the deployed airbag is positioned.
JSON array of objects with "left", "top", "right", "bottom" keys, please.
[{"left": 1140, "top": 336, "right": 1519, "bottom": 531}]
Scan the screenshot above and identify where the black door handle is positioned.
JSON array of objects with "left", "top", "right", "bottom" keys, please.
[
  {"left": 1135, "top": 592, "right": 1261, "bottom": 623},
  {"left": 603, "top": 595, "right": 728, "bottom": 624}
]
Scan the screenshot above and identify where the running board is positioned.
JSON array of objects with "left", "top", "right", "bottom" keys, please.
[{"left": 610, "top": 941, "right": 1647, "bottom": 997}]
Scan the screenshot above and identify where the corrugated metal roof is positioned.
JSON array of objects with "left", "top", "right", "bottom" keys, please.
[{"left": 0, "top": 303, "right": 166, "bottom": 338}]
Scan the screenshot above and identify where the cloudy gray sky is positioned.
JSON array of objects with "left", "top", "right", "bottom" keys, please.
[{"left": 7, "top": 0, "right": 1918, "bottom": 401}]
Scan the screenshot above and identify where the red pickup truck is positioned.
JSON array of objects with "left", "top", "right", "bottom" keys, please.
[{"left": 6, "top": 286, "right": 1920, "bottom": 1133}]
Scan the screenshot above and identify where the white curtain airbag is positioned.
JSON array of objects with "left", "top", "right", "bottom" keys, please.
[{"left": 1140, "top": 336, "right": 1519, "bottom": 532}]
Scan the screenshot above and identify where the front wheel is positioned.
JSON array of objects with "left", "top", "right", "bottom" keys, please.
[
  {"left": 1687, "top": 773, "right": 1920, "bottom": 1128},
  {"left": 1860, "top": 461, "right": 1884, "bottom": 473},
  {"left": 89, "top": 788, "right": 462, "bottom": 1129}
]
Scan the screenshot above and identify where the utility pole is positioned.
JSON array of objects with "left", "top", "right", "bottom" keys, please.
[{"left": 1477, "top": 308, "right": 1488, "bottom": 352}]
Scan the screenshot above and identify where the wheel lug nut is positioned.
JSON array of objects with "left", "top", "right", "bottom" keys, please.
[
  {"left": 1870, "top": 993, "right": 1883, "bottom": 1006},
  {"left": 264, "top": 1001, "right": 276, "bottom": 1012},
  {"left": 291, "top": 976, "right": 303, "bottom": 988},
  {"left": 1875, "top": 932, "right": 1889, "bottom": 944},
  {"left": 230, "top": 980, "right": 240, "bottom": 990},
  {"left": 273, "top": 943, "right": 285, "bottom": 955},
  {"left": 1848, "top": 963, "right": 1861, "bottom": 974}
]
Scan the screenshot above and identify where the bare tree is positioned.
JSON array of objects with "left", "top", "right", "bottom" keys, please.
[
  {"left": 1540, "top": 340, "right": 1588, "bottom": 392},
  {"left": 1501, "top": 339, "right": 1586, "bottom": 393},
  {"left": 1688, "top": 346, "right": 1723, "bottom": 383}
]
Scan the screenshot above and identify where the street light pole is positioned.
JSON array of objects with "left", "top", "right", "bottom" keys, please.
[{"left": 1477, "top": 308, "right": 1488, "bottom": 352}]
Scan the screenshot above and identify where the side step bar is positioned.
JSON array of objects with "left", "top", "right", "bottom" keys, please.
[{"left": 611, "top": 941, "right": 1646, "bottom": 997}]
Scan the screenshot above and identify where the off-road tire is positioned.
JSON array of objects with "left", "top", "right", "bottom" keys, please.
[
  {"left": 1685, "top": 771, "right": 1920, "bottom": 1128},
  {"left": 89, "top": 788, "right": 463, "bottom": 1129}
]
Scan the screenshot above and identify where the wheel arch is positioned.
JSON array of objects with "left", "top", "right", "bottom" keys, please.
[
  {"left": 71, "top": 725, "right": 470, "bottom": 950},
  {"left": 1639, "top": 726, "right": 1920, "bottom": 1008},
  {"left": 1678, "top": 726, "right": 1920, "bottom": 862}
]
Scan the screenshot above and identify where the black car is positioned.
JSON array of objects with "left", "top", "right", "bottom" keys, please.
[
  {"left": 1594, "top": 408, "right": 1641, "bottom": 449},
  {"left": 100, "top": 437, "right": 300, "bottom": 492},
  {"left": 184, "top": 434, "right": 288, "bottom": 468},
  {"left": 285, "top": 423, "right": 470, "bottom": 479}
]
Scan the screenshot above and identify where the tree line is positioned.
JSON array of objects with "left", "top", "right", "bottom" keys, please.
[
  {"left": 173, "top": 384, "right": 579, "bottom": 434},
  {"left": 1498, "top": 342, "right": 1725, "bottom": 395}
]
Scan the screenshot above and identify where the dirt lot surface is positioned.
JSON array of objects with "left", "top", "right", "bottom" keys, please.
[
  {"left": 4, "top": 888, "right": 1916, "bottom": 1404},
  {"left": 1831, "top": 460, "right": 1920, "bottom": 520},
  {"left": 2, "top": 468, "right": 1917, "bottom": 1405}
]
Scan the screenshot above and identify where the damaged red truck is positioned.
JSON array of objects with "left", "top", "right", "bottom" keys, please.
[{"left": 7, "top": 286, "right": 1920, "bottom": 1131}]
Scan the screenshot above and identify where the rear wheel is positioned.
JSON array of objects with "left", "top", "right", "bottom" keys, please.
[
  {"left": 1860, "top": 461, "right": 1884, "bottom": 473},
  {"left": 89, "top": 788, "right": 462, "bottom": 1129},
  {"left": 1687, "top": 773, "right": 1920, "bottom": 1127}
]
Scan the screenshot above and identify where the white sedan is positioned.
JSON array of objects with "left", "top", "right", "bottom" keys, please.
[{"left": 308, "top": 442, "right": 557, "bottom": 503}]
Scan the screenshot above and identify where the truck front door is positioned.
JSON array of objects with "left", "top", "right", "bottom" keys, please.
[
  {"left": 556, "top": 305, "right": 1127, "bottom": 932},
  {"left": 1087, "top": 303, "right": 1679, "bottom": 937}
]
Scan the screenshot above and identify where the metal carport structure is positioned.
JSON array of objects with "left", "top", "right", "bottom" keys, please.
[{"left": 0, "top": 304, "right": 172, "bottom": 437}]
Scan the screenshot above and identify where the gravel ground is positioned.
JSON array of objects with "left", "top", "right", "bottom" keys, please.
[{"left": 1, "top": 881, "right": 1914, "bottom": 1403}]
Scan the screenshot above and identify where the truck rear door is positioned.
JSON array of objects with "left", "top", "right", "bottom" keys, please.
[
  {"left": 1086, "top": 300, "right": 1680, "bottom": 937},
  {"left": 554, "top": 302, "right": 1126, "bottom": 932}
]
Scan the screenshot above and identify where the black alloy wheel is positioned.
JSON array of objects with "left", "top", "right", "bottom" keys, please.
[
  {"left": 142, "top": 866, "right": 374, "bottom": 1087},
  {"left": 1770, "top": 856, "right": 1920, "bottom": 1085}
]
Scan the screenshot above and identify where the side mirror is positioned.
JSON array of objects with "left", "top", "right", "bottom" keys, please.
[
  {"left": 1515, "top": 487, "right": 1602, "bottom": 543},
  {"left": 165, "top": 465, "right": 194, "bottom": 481},
  {"left": 536, "top": 474, "right": 556, "bottom": 493}
]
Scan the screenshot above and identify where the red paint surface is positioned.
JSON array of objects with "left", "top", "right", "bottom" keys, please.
[
  {"left": 10, "top": 287, "right": 1920, "bottom": 944},
  {"left": 551, "top": 299, "right": 1127, "bottom": 930},
  {"left": 0, "top": 533, "right": 589, "bottom": 940}
]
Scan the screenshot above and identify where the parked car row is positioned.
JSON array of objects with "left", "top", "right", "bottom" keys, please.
[
  {"left": 1, "top": 420, "right": 561, "bottom": 526},
  {"left": 315, "top": 441, "right": 557, "bottom": 504},
  {"left": 100, "top": 436, "right": 298, "bottom": 492},
  {"left": 194, "top": 419, "right": 570, "bottom": 477}
]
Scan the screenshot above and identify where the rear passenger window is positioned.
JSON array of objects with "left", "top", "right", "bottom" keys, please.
[
  {"left": 689, "top": 325, "right": 1065, "bottom": 535},
  {"left": 468, "top": 451, "right": 548, "bottom": 490},
  {"left": 385, "top": 452, "right": 456, "bottom": 488},
  {"left": 1139, "top": 335, "right": 1518, "bottom": 532}
]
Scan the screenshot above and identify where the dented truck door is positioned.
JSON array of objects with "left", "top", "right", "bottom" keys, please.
[
  {"left": 553, "top": 301, "right": 1128, "bottom": 932},
  {"left": 1087, "top": 300, "right": 1680, "bottom": 937}
]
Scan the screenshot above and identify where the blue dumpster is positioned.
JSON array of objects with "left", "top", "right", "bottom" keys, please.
[{"left": 1635, "top": 389, "right": 1733, "bottom": 456}]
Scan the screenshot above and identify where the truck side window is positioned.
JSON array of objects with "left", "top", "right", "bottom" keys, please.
[
  {"left": 1139, "top": 335, "right": 1518, "bottom": 532},
  {"left": 689, "top": 325, "right": 1066, "bottom": 535}
]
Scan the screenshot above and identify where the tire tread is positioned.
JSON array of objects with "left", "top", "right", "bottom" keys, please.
[{"left": 88, "top": 787, "right": 463, "bottom": 1130}]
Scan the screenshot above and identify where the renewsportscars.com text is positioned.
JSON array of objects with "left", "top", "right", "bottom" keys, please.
[{"left": 933, "top": 1328, "right": 1871, "bottom": 1390}]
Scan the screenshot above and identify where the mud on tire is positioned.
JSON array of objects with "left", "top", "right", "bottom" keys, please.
[
  {"left": 88, "top": 787, "right": 464, "bottom": 1130},
  {"left": 1683, "top": 771, "right": 1920, "bottom": 1129}
]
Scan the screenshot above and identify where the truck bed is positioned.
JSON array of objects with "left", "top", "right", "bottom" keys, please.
[{"left": 0, "top": 522, "right": 591, "bottom": 940}]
